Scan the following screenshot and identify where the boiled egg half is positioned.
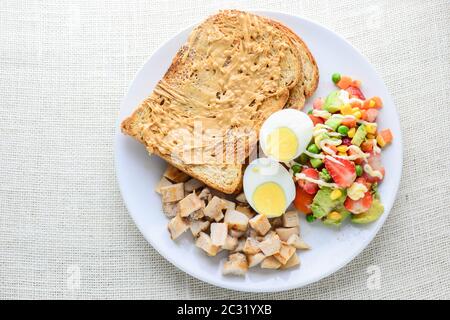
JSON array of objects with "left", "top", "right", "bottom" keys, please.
[
  {"left": 259, "top": 109, "right": 313, "bottom": 162},
  {"left": 243, "top": 158, "right": 296, "bottom": 218}
]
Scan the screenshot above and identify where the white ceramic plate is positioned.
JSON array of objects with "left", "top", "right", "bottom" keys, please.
[{"left": 115, "top": 10, "right": 402, "bottom": 292}]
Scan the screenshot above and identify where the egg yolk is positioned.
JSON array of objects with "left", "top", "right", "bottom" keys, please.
[
  {"left": 266, "top": 127, "right": 298, "bottom": 161},
  {"left": 252, "top": 182, "right": 286, "bottom": 218}
]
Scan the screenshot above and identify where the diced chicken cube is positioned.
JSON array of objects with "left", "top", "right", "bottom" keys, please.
[
  {"left": 155, "top": 176, "right": 172, "bottom": 194},
  {"left": 184, "top": 178, "right": 205, "bottom": 192},
  {"left": 249, "top": 214, "right": 271, "bottom": 236},
  {"left": 261, "top": 256, "right": 282, "bottom": 269},
  {"left": 198, "top": 188, "right": 212, "bottom": 203},
  {"left": 222, "top": 253, "right": 248, "bottom": 276},
  {"left": 178, "top": 192, "right": 203, "bottom": 217},
  {"left": 191, "top": 208, "right": 205, "bottom": 220},
  {"left": 275, "top": 227, "right": 299, "bottom": 242},
  {"left": 203, "top": 196, "right": 226, "bottom": 222},
  {"left": 163, "top": 164, "right": 190, "bottom": 183},
  {"left": 235, "top": 205, "right": 255, "bottom": 219},
  {"left": 162, "top": 202, "right": 178, "bottom": 218},
  {"left": 281, "top": 252, "right": 300, "bottom": 269},
  {"left": 270, "top": 217, "right": 283, "bottom": 228},
  {"left": 229, "top": 229, "right": 245, "bottom": 238},
  {"left": 282, "top": 211, "right": 300, "bottom": 227},
  {"left": 210, "top": 223, "right": 228, "bottom": 246},
  {"left": 273, "top": 244, "right": 296, "bottom": 265},
  {"left": 258, "top": 233, "right": 281, "bottom": 256},
  {"left": 167, "top": 215, "right": 190, "bottom": 240},
  {"left": 195, "top": 232, "right": 219, "bottom": 256},
  {"left": 222, "top": 199, "right": 236, "bottom": 211},
  {"left": 222, "top": 235, "right": 238, "bottom": 251},
  {"left": 190, "top": 220, "right": 210, "bottom": 237},
  {"left": 232, "top": 238, "right": 246, "bottom": 253},
  {"left": 247, "top": 253, "right": 266, "bottom": 268},
  {"left": 224, "top": 210, "right": 249, "bottom": 231},
  {"left": 263, "top": 230, "right": 277, "bottom": 240},
  {"left": 235, "top": 192, "right": 247, "bottom": 204},
  {"left": 286, "top": 234, "right": 310, "bottom": 250},
  {"left": 160, "top": 183, "right": 184, "bottom": 203},
  {"left": 243, "top": 237, "right": 261, "bottom": 255}
]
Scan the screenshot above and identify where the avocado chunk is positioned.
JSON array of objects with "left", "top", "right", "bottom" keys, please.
[
  {"left": 323, "top": 90, "right": 343, "bottom": 113},
  {"left": 351, "top": 199, "right": 384, "bottom": 224},
  {"left": 311, "top": 187, "right": 347, "bottom": 219},
  {"left": 351, "top": 124, "right": 367, "bottom": 146},
  {"left": 314, "top": 132, "right": 329, "bottom": 148},
  {"left": 323, "top": 206, "right": 351, "bottom": 226},
  {"left": 325, "top": 117, "right": 342, "bottom": 131}
]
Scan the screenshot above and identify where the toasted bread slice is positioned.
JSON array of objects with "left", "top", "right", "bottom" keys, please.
[
  {"left": 271, "top": 22, "right": 319, "bottom": 109},
  {"left": 121, "top": 10, "right": 302, "bottom": 193}
]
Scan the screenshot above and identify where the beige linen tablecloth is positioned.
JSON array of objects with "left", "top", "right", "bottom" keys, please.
[{"left": 0, "top": 0, "right": 449, "bottom": 299}]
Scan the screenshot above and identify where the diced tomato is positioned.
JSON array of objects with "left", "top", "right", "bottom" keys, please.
[
  {"left": 362, "top": 108, "right": 379, "bottom": 122},
  {"left": 350, "top": 100, "right": 363, "bottom": 109},
  {"left": 352, "top": 79, "right": 362, "bottom": 88},
  {"left": 344, "top": 192, "right": 373, "bottom": 214},
  {"left": 336, "top": 76, "right": 353, "bottom": 89},
  {"left": 363, "top": 96, "right": 383, "bottom": 109},
  {"left": 294, "top": 184, "right": 315, "bottom": 214},
  {"left": 355, "top": 177, "right": 371, "bottom": 189},
  {"left": 346, "top": 86, "right": 366, "bottom": 100},
  {"left": 341, "top": 117, "right": 357, "bottom": 128},
  {"left": 313, "top": 98, "right": 324, "bottom": 110},
  {"left": 297, "top": 168, "right": 320, "bottom": 195},
  {"left": 308, "top": 114, "right": 324, "bottom": 126},
  {"left": 363, "top": 152, "right": 385, "bottom": 183}
]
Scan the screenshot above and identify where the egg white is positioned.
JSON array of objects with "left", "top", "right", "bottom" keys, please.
[
  {"left": 243, "top": 158, "right": 296, "bottom": 216},
  {"left": 259, "top": 109, "right": 313, "bottom": 162}
]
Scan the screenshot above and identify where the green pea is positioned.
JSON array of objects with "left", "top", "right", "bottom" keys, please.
[
  {"left": 337, "top": 125, "right": 349, "bottom": 136},
  {"left": 310, "top": 158, "right": 323, "bottom": 168},
  {"left": 291, "top": 164, "right": 301, "bottom": 174},
  {"left": 332, "top": 73, "right": 341, "bottom": 84},
  {"left": 320, "top": 168, "right": 331, "bottom": 182},
  {"left": 306, "top": 214, "right": 316, "bottom": 223},
  {"left": 307, "top": 109, "right": 313, "bottom": 115},
  {"left": 307, "top": 144, "right": 320, "bottom": 154},
  {"left": 355, "top": 164, "right": 363, "bottom": 177}
]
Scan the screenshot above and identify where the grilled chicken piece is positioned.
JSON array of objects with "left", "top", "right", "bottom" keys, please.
[
  {"left": 190, "top": 220, "right": 210, "bottom": 237},
  {"left": 222, "top": 198, "right": 236, "bottom": 211},
  {"left": 286, "top": 234, "right": 310, "bottom": 250},
  {"left": 155, "top": 176, "right": 172, "bottom": 194},
  {"left": 249, "top": 214, "right": 271, "bottom": 236},
  {"left": 195, "top": 232, "right": 219, "bottom": 256},
  {"left": 243, "top": 237, "right": 261, "bottom": 255},
  {"left": 210, "top": 223, "right": 228, "bottom": 246},
  {"left": 273, "top": 244, "right": 296, "bottom": 265},
  {"left": 162, "top": 202, "right": 178, "bottom": 218},
  {"left": 261, "top": 256, "right": 282, "bottom": 269},
  {"left": 232, "top": 238, "right": 246, "bottom": 253},
  {"left": 258, "top": 233, "right": 281, "bottom": 256},
  {"left": 222, "top": 253, "right": 248, "bottom": 276},
  {"left": 184, "top": 178, "right": 205, "bottom": 192},
  {"left": 167, "top": 215, "right": 190, "bottom": 240},
  {"left": 282, "top": 211, "right": 300, "bottom": 227},
  {"left": 160, "top": 183, "right": 184, "bottom": 203},
  {"left": 275, "top": 227, "right": 299, "bottom": 242},
  {"left": 224, "top": 210, "right": 249, "bottom": 231},
  {"left": 247, "top": 253, "right": 266, "bottom": 268},
  {"left": 222, "top": 235, "right": 239, "bottom": 251},
  {"left": 235, "top": 192, "right": 247, "bottom": 204},
  {"left": 203, "top": 196, "right": 226, "bottom": 222},
  {"left": 281, "top": 252, "right": 300, "bottom": 269},
  {"left": 235, "top": 205, "right": 255, "bottom": 219},
  {"left": 198, "top": 188, "right": 212, "bottom": 203},
  {"left": 178, "top": 192, "right": 203, "bottom": 217},
  {"left": 229, "top": 229, "right": 245, "bottom": 238},
  {"left": 163, "top": 164, "right": 190, "bottom": 183}
]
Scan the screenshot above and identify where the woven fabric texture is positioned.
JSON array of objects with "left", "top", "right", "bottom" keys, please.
[{"left": 0, "top": 0, "right": 449, "bottom": 299}]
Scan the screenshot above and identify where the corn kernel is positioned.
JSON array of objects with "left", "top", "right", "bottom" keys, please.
[
  {"left": 366, "top": 123, "right": 377, "bottom": 134},
  {"left": 328, "top": 211, "right": 342, "bottom": 221},
  {"left": 336, "top": 145, "right": 348, "bottom": 153},
  {"left": 353, "top": 111, "right": 362, "bottom": 119},
  {"left": 352, "top": 107, "right": 360, "bottom": 113},
  {"left": 367, "top": 133, "right": 376, "bottom": 139},
  {"left": 377, "top": 134, "right": 386, "bottom": 147},
  {"left": 330, "top": 189, "right": 342, "bottom": 200},
  {"left": 338, "top": 152, "right": 347, "bottom": 156},
  {"left": 348, "top": 128, "right": 356, "bottom": 138},
  {"left": 341, "top": 104, "right": 353, "bottom": 115},
  {"left": 369, "top": 100, "right": 376, "bottom": 108}
]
